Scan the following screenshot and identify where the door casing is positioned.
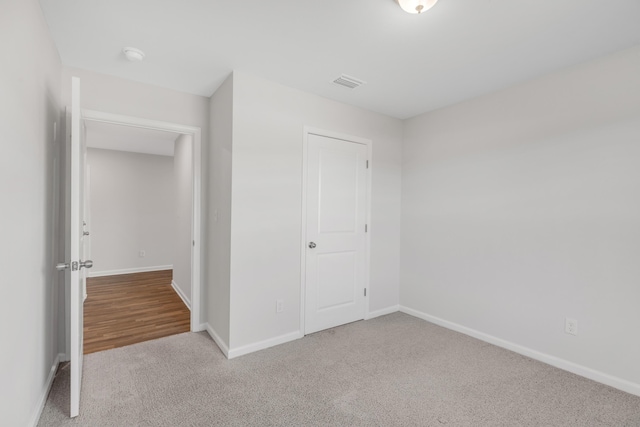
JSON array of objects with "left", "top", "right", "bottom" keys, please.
[
  {"left": 65, "top": 109, "right": 204, "bottom": 342},
  {"left": 300, "top": 127, "right": 372, "bottom": 335}
]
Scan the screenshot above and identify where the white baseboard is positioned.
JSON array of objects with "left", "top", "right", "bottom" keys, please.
[
  {"left": 88, "top": 265, "right": 173, "bottom": 278},
  {"left": 206, "top": 306, "right": 399, "bottom": 361},
  {"left": 366, "top": 304, "right": 399, "bottom": 320},
  {"left": 399, "top": 306, "right": 640, "bottom": 397},
  {"left": 203, "top": 323, "right": 229, "bottom": 358},
  {"left": 171, "top": 280, "right": 191, "bottom": 310},
  {"left": 228, "top": 330, "right": 303, "bottom": 360},
  {"left": 29, "top": 353, "right": 63, "bottom": 427}
]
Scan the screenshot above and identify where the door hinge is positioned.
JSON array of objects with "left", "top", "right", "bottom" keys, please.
[
  {"left": 365, "top": 224, "right": 368, "bottom": 232},
  {"left": 193, "top": 240, "right": 195, "bottom": 247},
  {"left": 364, "top": 288, "right": 367, "bottom": 297},
  {"left": 366, "top": 160, "right": 369, "bottom": 169}
]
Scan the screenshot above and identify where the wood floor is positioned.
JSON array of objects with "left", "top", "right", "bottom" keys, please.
[{"left": 83, "top": 270, "right": 190, "bottom": 354}]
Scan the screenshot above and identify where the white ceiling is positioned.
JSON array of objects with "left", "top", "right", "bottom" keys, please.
[
  {"left": 85, "top": 121, "right": 180, "bottom": 156},
  {"left": 39, "top": 0, "right": 640, "bottom": 119}
]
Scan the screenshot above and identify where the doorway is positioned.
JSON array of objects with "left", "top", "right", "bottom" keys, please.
[
  {"left": 79, "top": 110, "right": 202, "bottom": 339},
  {"left": 301, "top": 128, "right": 372, "bottom": 335}
]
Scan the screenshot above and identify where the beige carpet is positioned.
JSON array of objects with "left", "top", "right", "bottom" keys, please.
[{"left": 38, "top": 313, "right": 640, "bottom": 426}]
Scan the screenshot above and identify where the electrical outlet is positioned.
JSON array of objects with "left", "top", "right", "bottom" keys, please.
[
  {"left": 276, "top": 299, "right": 284, "bottom": 313},
  {"left": 565, "top": 317, "right": 578, "bottom": 336},
  {"left": 139, "top": 250, "right": 146, "bottom": 258}
]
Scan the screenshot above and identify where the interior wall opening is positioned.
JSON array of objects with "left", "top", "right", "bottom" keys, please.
[{"left": 76, "top": 112, "right": 202, "bottom": 354}]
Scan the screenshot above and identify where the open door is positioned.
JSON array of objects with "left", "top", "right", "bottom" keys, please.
[{"left": 57, "top": 76, "right": 92, "bottom": 418}]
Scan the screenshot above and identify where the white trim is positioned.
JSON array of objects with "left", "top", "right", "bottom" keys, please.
[
  {"left": 29, "top": 353, "right": 63, "bottom": 427},
  {"left": 203, "top": 323, "right": 230, "bottom": 358},
  {"left": 171, "top": 280, "right": 191, "bottom": 310},
  {"left": 364, "top": 140, "right": 372, "bottom": 319},
  {"left": 190, "top": 128, "right": 202, "bottom": 331},
  {"left": 399, "top": 306, "right": 640, "bottom": 398},
  {"left": 83, "top": 110, "right": 199, "bottom": 135},
  {"left": 228, "top": 331, "right": 303, "bottom": 359},
  {"left": 300, "top": 127, "right": 373, "bottom": 336},
  {"left": 63, "top": 107, "right": 71, "bottom": 363},
  {"left": 305, "top": 127, "right": 372, "bottom": 146},
  {"left": 299, "top": 129, "right": 309, "bottom": 336},
  {"left": 366, "top": 305, "right": 399, "bottom": 320},
  {"left": 81, "top": 109, "right": 202, "bottom": 333},
  {"left": 88, "top": 265, "right": 173, "bottom": 278}
]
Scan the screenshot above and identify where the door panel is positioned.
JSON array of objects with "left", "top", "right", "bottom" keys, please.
[
  {"left": 305, "top": 133, "right": 368, "bottom": 335},
  {"left": 318, "top": 150, "right": 359, "bottom": 233},
  {"left": 68, "top": 76, "right": 85, "bottom": 418},
  {"left": 316, "top": 251, "right": 357, "bottom": 310}
]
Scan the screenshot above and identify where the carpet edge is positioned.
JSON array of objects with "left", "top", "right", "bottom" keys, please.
[
  {"left": 204, "top": 323, "right": 230, "bottom": 358},
  {"left": 29, "top": 352, "right": 64, "bottom": 427},
  {"left": 399, "top": 305, "right": 640, "bottom": 397}
]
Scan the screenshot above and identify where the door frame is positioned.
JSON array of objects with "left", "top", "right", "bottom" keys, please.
[
  {"left": 80, "top": 109, "right": 204, "bottom": 332},
  {"left": 299, "top": 126, "right": 372, "bottom": 335}
]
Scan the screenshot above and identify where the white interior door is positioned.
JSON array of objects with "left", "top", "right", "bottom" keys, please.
[
  {"left": 304, "top": 133, "right": 368, "bottom": 334},
  {"left": 62, "top": 76, "right": 90, "bottom": 418}
]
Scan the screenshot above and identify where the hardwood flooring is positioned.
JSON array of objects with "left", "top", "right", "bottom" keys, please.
[{"left": 83, "top": 270, "right": 190, "bottom": 354}]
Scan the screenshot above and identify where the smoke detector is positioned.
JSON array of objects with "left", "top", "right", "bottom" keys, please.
[
  {"left": 123, "top": 47, "right": 145, "bottom": 62},
  {"left": 333, "top": 74, "right": 366, "bottom": 89}
]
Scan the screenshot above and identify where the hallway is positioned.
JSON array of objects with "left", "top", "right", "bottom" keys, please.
[{"left": 83, "top": 270, "right": 190, "bottom": 354}]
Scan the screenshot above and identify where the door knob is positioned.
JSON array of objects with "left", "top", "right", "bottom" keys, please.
[
  {"left": 79, "top": 260, "right": 93, "bottom": 269},
  {"left": 83, "top": 231, "right": 90, "bottom": 236},
  {"left": 56, "top": 262, "right": 69, "bottom": 271},
  {"left": 308, "top": 242, "right": 316, "bottom": 249}
]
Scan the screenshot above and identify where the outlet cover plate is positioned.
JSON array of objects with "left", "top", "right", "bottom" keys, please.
[{"left": 565, "top": 317, "right": 578, "bottom": 336}]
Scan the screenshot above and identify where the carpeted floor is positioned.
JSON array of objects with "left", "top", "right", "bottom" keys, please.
[{"left": 38, "top": 313, "right": 640, "bottom": 426}]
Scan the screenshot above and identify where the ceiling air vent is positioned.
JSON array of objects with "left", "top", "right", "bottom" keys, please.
[{"left": 333, "top": 74, "right": 366, "bottom": 89}]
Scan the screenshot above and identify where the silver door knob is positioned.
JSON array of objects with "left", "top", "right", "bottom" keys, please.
[
  {"left": 79, "top": 260, "right": 93, "bottom": 269},
  {"left": 308, "top": 242, "right": 316, "bottom": 249},
  {"left": 56, "top": 262, "right": 69, "bottom": 271}
]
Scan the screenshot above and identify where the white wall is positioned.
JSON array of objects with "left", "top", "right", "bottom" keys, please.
[
  {"left": 401, "top": 45, "right": 640, "bottom": 392},
  {"left": 62, "top": 67, "right": 210, "bottom": 129},
  {"left": 87, "top": 148, "right": 175, "bottom": 275},
  {"left": 207, "top": 74, "right": 233, "bottom": 348},
  {"left": 60, "top": 67, "right": 209, "bottom": 342},
  {"left": 228, "top": 72, "right": 403, "bottom": 351},
  {"left": 0, "top": 0, "right": 62, "bottom": 425},
  {"left": 173, "top": 134, "right": 193, "bottom": 306}
]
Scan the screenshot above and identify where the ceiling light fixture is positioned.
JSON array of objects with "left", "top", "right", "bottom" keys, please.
[
  {"left": 123, "top": 47, "right": 145, "bottom": 62},
  {"left": 397, "top": 0, "right": 438, "bottom": 14}
]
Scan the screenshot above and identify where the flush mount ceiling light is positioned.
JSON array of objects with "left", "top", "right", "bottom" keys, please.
[
  {"left": 123, "top": 47, "right": 145, "bottom": 62},
  {"left": 397, "top": 0, "right": 438, "bottom": 14}
]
